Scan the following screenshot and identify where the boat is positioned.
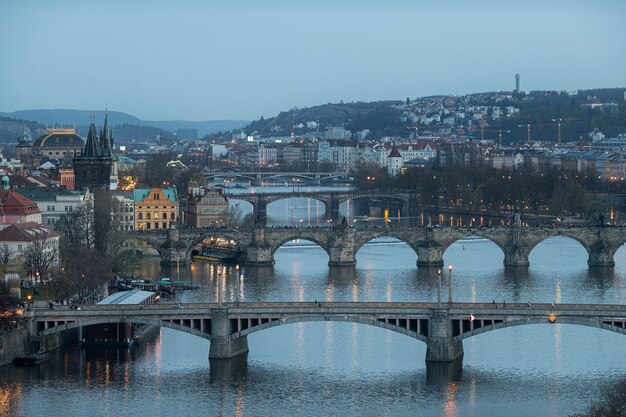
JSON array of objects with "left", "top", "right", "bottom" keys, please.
[
  {"left": 193, "top": 237, "right": 241, "bottom": 263},
  {"left": 14, "top": 352, "right": 49, "bottom": 366}
]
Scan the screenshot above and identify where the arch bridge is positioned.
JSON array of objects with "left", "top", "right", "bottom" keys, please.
[
  {"left": 134, "top": 223, "right": 626, "bottom": 268},
  {"left": 204, "top": 171, "right": 347, "bottom": 185},
  {"left": 24, "top": 301, "right": 626, "bottom": 364},
  {"left": 225, "top": 190, "right": 415, "bottom": 223}
]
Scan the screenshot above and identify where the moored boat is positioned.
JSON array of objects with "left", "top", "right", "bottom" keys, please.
[{"left": 14, "top": 352, "right": 49, "bottom": 366}]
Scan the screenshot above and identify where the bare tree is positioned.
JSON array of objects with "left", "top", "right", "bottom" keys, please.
[
  {"left": 0, "top": 245, "right": 13, "bottom": 274},
  {"left": 23, "top": 239, "right": 59, "bottom": 283},
  {"left": 55, "top": 201, "right": 95, "bottom": 251},
  {"left": 44, "top": 267, "right": 77, "bottom": 304}
]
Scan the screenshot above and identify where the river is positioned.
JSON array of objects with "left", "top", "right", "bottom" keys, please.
[{"left": 1, "top": 185, "right": 625, "bottom": 417}]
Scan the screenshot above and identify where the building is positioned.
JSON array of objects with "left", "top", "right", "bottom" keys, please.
[
  {"left": 24, "top": 128, "right": 85, "bottom": 160},
  {"left": 387, "top": 145, "right": 403, "bottom": 176},
  {"left": 111, "top": 190, "right": 135, "bottom": 231},
  {"left": 0, "top": 177, "right": 42, "bottom": 225},
  {"left": 15, "top": 186, "right": 91, "bottom": 227},
  {"left": 186, "top": 187, "right": 229, "bottom": 228},
  {"left": 56, "top": 152, "right": 75, "bottom": 190},
  {"left": 133, "top": 187, "right": 179, "bottom": 231},
  {"left": 0, "top": 222, "right": 60, "bottom": 263}
]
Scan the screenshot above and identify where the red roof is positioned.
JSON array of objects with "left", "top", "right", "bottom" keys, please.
[
  {"left": 0, "top": 189, "right": 41, "bottom": 217},
  {"left": 0, "top": 222, "right": 59, "bottom": 242},
  {"left": 388, "top": 145, "right": 402, "bottom": 158}
]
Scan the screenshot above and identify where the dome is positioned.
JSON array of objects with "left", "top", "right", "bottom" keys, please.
[{"left": 32, "top": 128, "right": 85, "bottom": 149}]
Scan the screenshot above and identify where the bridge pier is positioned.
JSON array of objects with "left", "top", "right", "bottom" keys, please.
[
  {"left": 244, "top": 223, "right": 275, "bottom": 266},
  {"left": 209, "top": 309, "right": 249, "bottom": 359},
  {"left": 416, "top": 243, "right": 444, "bottom": 267},
  {"left": 328, "top": 220, "right": 356, "bottom": 266},
  {"left": 588, "top": 238, "right": 615, "bottom": 267},
  {"left": 426, "top": 309, "right": 464, "bottom": 362},
  {"left": 325, "top": 198, "right": 341, "bottom": 223},
  {"left": 159, "top": 225, "right": 191, "bottom": 266},
  {"left": 503, "top": 225, "right": 529, "bottom": 267}
]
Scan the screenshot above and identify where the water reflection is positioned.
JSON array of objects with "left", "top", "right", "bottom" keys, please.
[
  {"left": 426, "top": 360, "right": 463, "bottom": 385},
  {"left": 209, "top": 355, "right": 248, "bottom": 384}
]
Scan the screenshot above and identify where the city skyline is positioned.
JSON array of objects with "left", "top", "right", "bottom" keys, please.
[{"left": 1, "top": 0, "right": 625, "bottom": 121}]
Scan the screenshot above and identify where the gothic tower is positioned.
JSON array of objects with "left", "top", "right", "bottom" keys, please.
[{"left": 74, "top": 114, "right": 115, "bottom": 251}]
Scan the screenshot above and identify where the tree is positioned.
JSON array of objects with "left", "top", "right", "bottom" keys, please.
[
  {"left": 55, "top": 201, "right": 95, "bottom": 251},
  {"left": 23, "top": 239, "right": 59, "bottom": 283},
  {"left": 0, "top": 245, "right": 13, "bottom": 274}
]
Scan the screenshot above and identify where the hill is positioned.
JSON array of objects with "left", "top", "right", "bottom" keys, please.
[
  {"left": 244, "top": 88, "right": 626, "bottom": 143},
  {"left": 0, "top": 109, "right": 247, "bottom": 137}
]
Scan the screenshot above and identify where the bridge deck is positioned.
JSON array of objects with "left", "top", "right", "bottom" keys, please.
[{"left": 28, "top": 301, "right": 626, "bottom": 319}]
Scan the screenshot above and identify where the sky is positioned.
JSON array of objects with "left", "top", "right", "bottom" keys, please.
[{"left": 1, "top": 0, "right": 625, "bottom": 121}]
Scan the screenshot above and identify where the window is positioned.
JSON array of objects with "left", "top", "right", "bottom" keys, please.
[
  {"left": 146, "top": 223, "right": 151, "bottom": 229},
  {"left": 162, "top": 212, "right": 167, "bottom": 219},
  {"left": 154, "top": 222, "right": 158, "bottom": 229},
  {"left": 171, "top": 213, "right": 176, "bottom": 220},
  {"left": 153, "top": 193, "right": 160, "bottom": 200},
  {"left": 138, "top": 213, "right": 143, "bottom": 220},
  {"left": 146, "top": 213, "right": 151, "bottom": 219},
  {"left": 18, "top": 244, "right": 22, "bottom": 252},
  {"left": 162, "top": 222, "right": 167, "bottom": 229}
]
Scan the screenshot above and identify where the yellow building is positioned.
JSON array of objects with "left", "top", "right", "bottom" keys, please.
[{"left": 133, "top": 187, "right": 178, "bottom": 231}]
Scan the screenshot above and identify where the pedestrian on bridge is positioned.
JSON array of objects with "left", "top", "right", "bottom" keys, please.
[{"left": 503, "top": 300, "right": 506, "bottom": 308}]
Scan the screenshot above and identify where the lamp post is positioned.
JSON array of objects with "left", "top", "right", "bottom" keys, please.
[
  {"left": 437, "top": 268, "right": 442, "bottom": 307},
  {"left": 448, "top": 265, "right": 453, "bottom": 304},
  {"left": 235, "top": 265, "right": 240, "bottom": 304},
  {"left": 217, "top": 272, "right": 222, "bottom": 307}
]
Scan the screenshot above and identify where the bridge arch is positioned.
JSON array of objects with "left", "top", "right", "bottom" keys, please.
[
  {"left": 37, "top": 317, "right": 211, "bottom": 340},
  {"left": 186, "top": 231, "right": 248, "bottom": 261},
  {"left": 270, "top": 236, "right": 331, "bottom": 260},
  {"left": 439, "top": 232, "right": 507, "bottom": 260},
  {"left": 526, "top": 234, "right": 592, "bottom": 261},
  {"left": 233, "top": 315, "right": 428, "bottom": 343},
  {"left": 454, "top": 317, "right": 626, "bottom": 342},
  {"left": 353, "top": 234, "right": 420, "bottom": 259}
]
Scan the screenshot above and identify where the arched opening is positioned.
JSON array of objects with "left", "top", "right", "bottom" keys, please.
[
  {"left": 266, "top": 198, "right": 327, "bottom": 226},
  {"left": 273, "top": 239, "right": 329, "bottom": 296},
  {"left": 529, "top": 236, "right": 588, "bottom": 273}
]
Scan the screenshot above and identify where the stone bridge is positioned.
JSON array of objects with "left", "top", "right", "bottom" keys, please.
[
  {"left": 24, "top": 301, "right": 626, "bottom": 364},
  {"left": 134, "top": 223, "right": 626, "bottom": 268},
  {"left": 204, "top": 171, "right": 347, "bottom": 185},
  {"left": 225, "top": 190, "right": 416, "bottom": 223}
]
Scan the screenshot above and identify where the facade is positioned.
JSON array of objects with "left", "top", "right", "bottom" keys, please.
[
  {"left": 133, "top": 187, "right": 179, "bottom": 231},
  {"left": 15, "top": 186, "right": 91, "bottom": 226},
  {"left": 0, "top": 222, "right": 60, "bottom": 264},
  {"left": 111, "top": 191, "right": 135, "bottom": 231},
  {"left": 186, "top": 187, "right": 229, "bottom": 228},
  {"left": 387, "top": 145, "right": 403, "bottom": 176}
]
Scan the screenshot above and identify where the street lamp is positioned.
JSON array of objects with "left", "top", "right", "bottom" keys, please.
[
  {"left": 235, "top": 265, "right": 240, "bottom": 304},
  {"left": 217, "top": 272, "right": 222, "bottom": 307},
  {"left": 448, "top": 265, "right": 453, "bottom": 304},
  {"left": 437, "top": 268, "right": 442, "bottom": 307}
]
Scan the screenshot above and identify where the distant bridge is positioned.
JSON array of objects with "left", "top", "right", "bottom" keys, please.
[
  {"left": 223, "top": 190, "right": 415, "bottom": 221},
  {"left": 134, "top": 223, "right": 626, "bottom": 268},
  {"left": 25, "top": 301, "right": 626, "bottom": 363},
  {"left": 204, "top": 171, "right": 348, "bottom": 184}
]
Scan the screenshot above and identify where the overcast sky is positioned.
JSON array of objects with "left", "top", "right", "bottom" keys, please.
[{"left": 1, "top": 0, "right": 625, "bottom": 121}]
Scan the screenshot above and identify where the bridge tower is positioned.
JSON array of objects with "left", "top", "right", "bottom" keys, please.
[{"left": 426, "top": 309, "right": 464, "bottom": 362}]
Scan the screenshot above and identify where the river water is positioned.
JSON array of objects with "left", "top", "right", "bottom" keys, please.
[{"left": 2, "top": 185, "right": 626, "bottom": 417}]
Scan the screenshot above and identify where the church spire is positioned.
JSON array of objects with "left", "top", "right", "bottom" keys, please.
[
  {"left": 99, "top": 109, "right": 114, "bottom": 157},
  {"left": 84, "top": 118, "right": 101, "bottom": 157}
]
